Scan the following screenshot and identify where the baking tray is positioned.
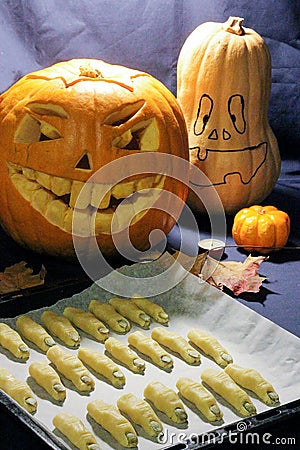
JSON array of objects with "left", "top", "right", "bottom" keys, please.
[
  {"left": 1, "top": 390, "right": 299, "bottom": 450},
  {"left": 1, "top": 253, "right": 300, "bottom": 449}
]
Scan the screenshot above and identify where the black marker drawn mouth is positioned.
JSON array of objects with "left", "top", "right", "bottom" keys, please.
[{"left": 190, "top": 142, "right": 267, "bottom": 187}]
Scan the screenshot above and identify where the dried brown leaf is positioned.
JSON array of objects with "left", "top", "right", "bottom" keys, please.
[
  {"left": 200, "top": 254, "right": 267, "bottom": 295},
  {"left": 172, "top": 251, "right": 267, "bottom": 296},
  {"left": 0, "top": 261, "right": 47, "bottom": 294}
]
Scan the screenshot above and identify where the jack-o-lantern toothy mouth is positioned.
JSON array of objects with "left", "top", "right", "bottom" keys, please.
[
  {"left": 8, "top": 163, "right": 165, "bottom": 236},
  {"left": 190, "top": 142, "right": 267, "bottom": 187}
]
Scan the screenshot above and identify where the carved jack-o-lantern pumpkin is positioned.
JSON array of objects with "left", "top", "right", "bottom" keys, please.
[
  {"left": 177, "top": 17, "right": 281, "bottom": 214},
  {"left": 0, "top": 59, "right": 189, "bottom": 259}
]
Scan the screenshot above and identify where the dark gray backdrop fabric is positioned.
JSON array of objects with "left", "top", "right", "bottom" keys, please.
[{"left": 0, "top": 0, "right": 299, "bottom": 156}]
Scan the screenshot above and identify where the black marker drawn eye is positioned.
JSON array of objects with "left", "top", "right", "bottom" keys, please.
[
  {"left": 228, "top": 94, "right": 246, "bottom": 134},
  {"left": 194, "top": 94, "right": 213, "bottom": 136}
]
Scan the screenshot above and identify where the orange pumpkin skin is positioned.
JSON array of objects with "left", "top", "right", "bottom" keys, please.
[
  {"left": 232, "top": 206, "right": 290, "bottom": 254},
  {"left": 0, "top": 59, "right": 189, "bottom": 259},
  {"left": 177, "top": 17, "right": 281, "bottom": 214}
]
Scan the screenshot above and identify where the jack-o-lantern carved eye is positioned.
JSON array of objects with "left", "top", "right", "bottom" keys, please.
[
  {"left": 14, "top": 103, "right": 67, "bottom": 144},
  {"left": 106, "top": 101, "right": 159, "bottom": 151},
  {"left": 14, "top": 113, "right": 61, "bottom": 144},
  {"left": 105, "top": 101, "right": 145, "bottom": 127},
  {"left": 194, "top": 94, "right": 213, "bottom": 136},
  {"left": 26, "top": 102, "right": 69, "bottom": 118},
  {"left": 228, "top": 94, "right": 246, "bottom": 134},
  {"left": 112, "top": 118, "right": 159, "bottom": 151}
]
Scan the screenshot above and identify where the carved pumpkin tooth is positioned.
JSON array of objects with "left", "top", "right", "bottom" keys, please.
[
  {"left": 11, "top": 174, "right": 40, "bottom": 201},
  {"left": 70, "top": 180, "right": 90, "bottom": 209},
  {"left": 131, "top": 194, "right": 151, "bottom": 222},
  {"left": 45, "top": 200, "right": 68, "bottom": 228},
  {"left": 135, "top": 176, "right": 154, "bottom": 191},
  {"left": 51, "top": 176, "right": 71, "bottom": 196},
  {"left": 91, "top": 184, "right": 111, "bottom": 209},
  {"left": 111, "top": 180, "right": 135, "bottom": 199},
  {"left": 155, "top": 174, "right": 165, "bottom": 186},
  {"left": 8, "top": 163, "right": 22, "bottom": 175},
  {"left": 114, "top": 198, "right": 136, "bottom": 231},
  {"left": 94, "top": 210, "right": 114, "bottom": 233},
  {"left": 63, "top": 208, "right": 73, "bottom": 233},
  {"left": 131, "top": 186, "right": 162, "bottom": 223},
  {"left": 36, "top": 171, "right": 52, "bottom": 190},
  {"left": 31, "top": 189, "right": 56, "bottom": 214},
  {"left": 22, "top": 168, "right": 36, "bottom": 181},
  {"left": 72, "top": 208, "right": 93, "bottom": 236}
]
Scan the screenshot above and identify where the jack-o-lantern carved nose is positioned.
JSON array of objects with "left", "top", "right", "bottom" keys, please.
[{"left": 75, "top": 152, "right": 92, "bottom": 170}]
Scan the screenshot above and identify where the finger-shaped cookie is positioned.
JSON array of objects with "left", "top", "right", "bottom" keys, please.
[
  {"left": 144, "top": 381, "right": 188, "bottom": 424},
  {"left": 176, "top": 377, "right": 223, "bottom": 421},
  {"left": 104, "top": 337, "right": 145, "bottom": 374},
  {"left": 117, "top": 393, "right": 163, "bottom": 438},
  {"left": 224, "top": 364, "right": 279, "bottom": 405},
  {"left": 47, "top": 345, "right": 94, "bottom": 392},
  {"left": 109, "top": 297, "right": 151, "bottom": 328},
  {"left": 78, "top": 347, "right": 126, "bottom": 388},
  {"left": 188, "top": 328, "right": 233, "bottom": 366},
  {"left": 16, "top": 315, "right": 55, "bottom": 352},
  {"left": 87, "top": 399, "right": 138, "bottom": 448},
  {"left": 151, "top": 327, "right": 200, "bottom": 365},
  {"left": 29, "top": 361, "right": 66, "bottom": 402},
  {"left": 53, "top": 412, "right": 100, "bottom": 450},
  {"left": 201, "top": 368, "right": 257, "bottom": 417},
  {"left": 128, "top": 331, "right": 173, "bottom": 370},
  {"left": 0, "top": 322, "right": 30, "bottom": 359},
  {"left": 0, "top": 367, "right": 37, "bottom": 413},
  {"left": 130, "top": 295, "right": 169, "bottom": 324},
  {"left": 63, "top": 307, "right": 109, "bottom": 342},
  {"left": 89, "top": 300, "right": 131, "bottom": 333},
  {"left": 41, "top": 310, "right": 80, "bottom": 348}
]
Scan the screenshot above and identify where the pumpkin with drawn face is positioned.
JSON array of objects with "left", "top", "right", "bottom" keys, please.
[
  {"left": 177, "top": 17, "right": 281, "bottom": 214},
  {"left": 0, "top": 59, "right": 189, "bottom": 259}
]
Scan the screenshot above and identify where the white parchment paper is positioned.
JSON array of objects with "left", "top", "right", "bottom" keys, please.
[{"left": 1, "top": 253, "right": 299, "bottom": 450}]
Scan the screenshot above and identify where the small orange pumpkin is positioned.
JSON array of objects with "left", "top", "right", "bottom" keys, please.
[{"left": 232, "top": 205, "right": 290, "bottom": 254}]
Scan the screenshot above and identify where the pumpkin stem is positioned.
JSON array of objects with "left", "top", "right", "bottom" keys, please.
[
  {"left": 223, "top": 16, "right": 245, "bottom": 36},
  {"left": 79, "top": 65, "right": 104, "bottom": 78}
]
